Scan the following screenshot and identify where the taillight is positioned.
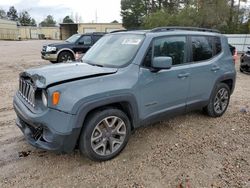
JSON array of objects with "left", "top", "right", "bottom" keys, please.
[{"left": 233, "top": 49, "right": 237, "bottom": 64}]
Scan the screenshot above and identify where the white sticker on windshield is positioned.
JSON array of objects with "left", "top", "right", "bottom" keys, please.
[{"left": 122, "top": 39, "right": 142, "bottom": 45}]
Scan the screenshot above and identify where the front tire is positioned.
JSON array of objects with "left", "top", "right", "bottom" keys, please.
[
  {"left": 203, "top": 83, "right": 230, "bottom": 117},
  {"left": 58, "top": 51, "right": 74, "bottom": 63},
  {"left": 79, "top": 108, "right": 131, "bottom": 161}
]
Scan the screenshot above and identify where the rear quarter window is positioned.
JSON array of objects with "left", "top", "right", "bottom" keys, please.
[{"left": 214, "top": 36, "right": 222, "bottom": 55}]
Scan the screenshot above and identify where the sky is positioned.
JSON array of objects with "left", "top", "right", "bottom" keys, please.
[{"left": 0, "top": 0, "right": 122, "bottom": 24}]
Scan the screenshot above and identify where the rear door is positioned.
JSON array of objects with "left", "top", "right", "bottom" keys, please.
[{"left": 187, "top": 35, "right": 222, "bottom": 108}]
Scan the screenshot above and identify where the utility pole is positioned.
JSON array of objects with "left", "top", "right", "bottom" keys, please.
[{"left": 95, "top": 9, "right": 98, "bottom": 23}]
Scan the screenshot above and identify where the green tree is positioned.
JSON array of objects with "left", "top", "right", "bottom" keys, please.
[
  {"left": 121, "top": 0, "right": 147, "bottom": 29},
  {"left": 63, "top": 15, "right": 74, "bottom": 23},
  {"left": 121, "top": 0, "right": 189, "bottom": 29},
  {"left": 7, "top": 6, "right": 18, "bottom": 21},
  {"left": 0, "top": 8, "right": 7, "bottom": 19},
  {"left": 40, "top": 15, "right": 56, "bottom": 27},
  {"left": 30, "top": 18, "right": 37, "bottom": 26},
  {"left": 124, "top": 0, "right": 250, "bottom": 33},
  {"left": 18, "top": 11, "right": 31, "bottom": 26}
]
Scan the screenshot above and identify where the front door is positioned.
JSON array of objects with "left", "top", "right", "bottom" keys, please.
[
  {"left": 138, "top": 36, "right": 191, "bottom": 120},
  {"left": 73, "top": 35, "right": 92, "bottom": 54}
]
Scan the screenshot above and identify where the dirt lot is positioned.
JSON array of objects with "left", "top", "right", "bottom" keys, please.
[{"left": 0, "top": 40, "right": 249, "bottom": 188}]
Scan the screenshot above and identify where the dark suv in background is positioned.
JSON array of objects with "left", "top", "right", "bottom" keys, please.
[
  {"left": 240, "top": 47, "right": 250, "bottom": 73},
  {"left": 41, "top": 32, "right": 105, "bottom": 63}
]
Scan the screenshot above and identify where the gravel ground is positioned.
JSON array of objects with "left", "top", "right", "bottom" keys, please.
[{"left": 0, "top": 40, "right": 249, "bottom": 188}]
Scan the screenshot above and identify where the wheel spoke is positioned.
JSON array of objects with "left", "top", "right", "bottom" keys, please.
[
  {"left": 222, "top": 92, "right": 229, "bottom": 100},
  {"left": 109, "top": 117, "right": 118, "bottom": 128},
  {"left": 112, "top": 121, "right": 126, "bottom": 136},
  {"left": 215, "top": 103, "right": 221, "bottom": 112},
  {"left": 93, "top": 139, "right": 107, "bottom": 155},
  {"left": 214, "top": 97, "right": 220, "bottom": 107},
  {"left": 109, "top": 137, "right": 123, "bottom": 153},
  {"left": 103, "top": 118, "right": 110, "bottom": 128},
  {"left": 91, "top": 116, "right": 127, "bottom": 156},
  {"left": 91, "top": 126, "right": 103, "bottom": 141}
]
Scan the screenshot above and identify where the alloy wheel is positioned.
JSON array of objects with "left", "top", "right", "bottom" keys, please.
[
  {"left": 214, "top": 88, "right": 229, "bottom": 114},
  {"left": 91, "top": 116, "right": 127, "bottom": 156}
]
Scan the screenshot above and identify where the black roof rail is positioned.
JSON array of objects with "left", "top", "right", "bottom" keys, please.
[
  {"left": 109, "top": 29, "right": 128, "bottom": 33},
  {"left": 84, "top": 32, "right": 107, "bottom": 35},
  {"left": 92, "top": 32, "right": 107, "bottom": 34},
  {"left": 150, "top": 26, "right": 221, "bottom": 33}
]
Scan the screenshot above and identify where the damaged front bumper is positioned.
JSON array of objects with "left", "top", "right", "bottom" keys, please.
[{"left": 13, "top": 94, "right": 80, "bottom": 153}]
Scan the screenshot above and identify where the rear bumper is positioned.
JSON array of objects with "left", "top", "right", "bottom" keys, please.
[{"left": 13, "top": 94, "right": 80, "bottom": 153}]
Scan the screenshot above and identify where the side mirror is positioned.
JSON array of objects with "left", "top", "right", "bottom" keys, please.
[{"left": 151, "top": 56, "right": 172, "bottom": 72}]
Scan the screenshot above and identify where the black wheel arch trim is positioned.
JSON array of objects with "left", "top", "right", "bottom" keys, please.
[
  {"left": 209, "top": 72, "right": 236, "bottom": 100},
  {"left": 73, "top": 94, "right": 140, "bottom": 130},
  {"left": 57, "top": 48, "right": 75, "bottom": 59}
]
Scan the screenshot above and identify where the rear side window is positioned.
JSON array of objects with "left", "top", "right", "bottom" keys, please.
[
  {"left": 93, "top": 35, "right": 103, "bottom": 43},
  {"left": 191, "top": 36, "right": 213, "bottom": 62},
  {"left": 191, "top": 36, "right": 222, "bottom": 62}
]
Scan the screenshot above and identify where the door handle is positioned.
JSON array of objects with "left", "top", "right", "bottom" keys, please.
[
  {"left": 211, "top": 66, "right": 220, "bottom": 72},
  {"left": 178, "top": 73, "right": 190, "bottom": 78}
]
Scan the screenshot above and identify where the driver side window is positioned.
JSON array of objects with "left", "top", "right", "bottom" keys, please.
[
  {"left": 79, "top": 36, "right": 92, "bottom": 45},
  {"left": 143, "top": 36, "right": 187, "bottom": 67}
]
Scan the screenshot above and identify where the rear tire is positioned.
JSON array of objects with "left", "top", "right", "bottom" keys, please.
[
  {"left": 203, "top": 83, "right": 230, "bottom": 117},
  {"left": 79, "top": 108, "right": 131, "bottom": 161},
  {"left": 58, "top": 51, "right": 74, "bottom": 63}
]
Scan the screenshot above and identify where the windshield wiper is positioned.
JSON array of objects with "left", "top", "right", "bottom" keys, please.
[
  {"left": 83, "top": 60, "right": 104, "bottom": 67},
  {"left": 91, "top": 63, "right": 103, "bottom": 67}
]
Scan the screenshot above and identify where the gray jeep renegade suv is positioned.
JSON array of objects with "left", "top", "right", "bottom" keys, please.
[{"left": 13, "top": 27, "right": 236, "bottom": 161}]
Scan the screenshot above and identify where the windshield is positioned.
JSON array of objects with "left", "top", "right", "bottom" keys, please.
[
  {"left": 82, "top": 34, "right": 145, "bottom": 68},
  {"left": 66, "top": 34, "right": 81, "bottom": 43}
]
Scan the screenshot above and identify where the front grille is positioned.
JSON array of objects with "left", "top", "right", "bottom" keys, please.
[{"left": 19, "top": 78, "right": 35, "bottom": 107}]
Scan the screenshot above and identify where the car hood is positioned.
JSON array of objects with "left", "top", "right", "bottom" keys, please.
[
  {"left": 20, "top": 63, "right": 118, "bottom": 88},
  {"left": 44, "top": 42, "right": 72, "bottom": 48}
]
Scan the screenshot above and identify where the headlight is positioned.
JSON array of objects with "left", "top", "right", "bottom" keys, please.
[
  {"left": 42, "top": 90, "right": 48, "bottom": 107},
  {"left": 46, "top": 46, "right": 57, "bottom": 52}
]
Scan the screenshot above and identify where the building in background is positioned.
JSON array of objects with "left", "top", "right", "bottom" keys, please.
[
  {"left": 0, "top": 21, "right": 124, "bottom": 40},
  {"left": 0, "top": 18, "right": 19, "bottom": 40},
  {"left": 60, "top": 23, "right": 124, "bottom": 40},
  {"left": 18, "top": 26, "right": 60, "bottom": 40}
]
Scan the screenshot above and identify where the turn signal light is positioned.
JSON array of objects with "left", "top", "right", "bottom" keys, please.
[{"left": 52, "top": 92, "right": 60, "bottom": 105}]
